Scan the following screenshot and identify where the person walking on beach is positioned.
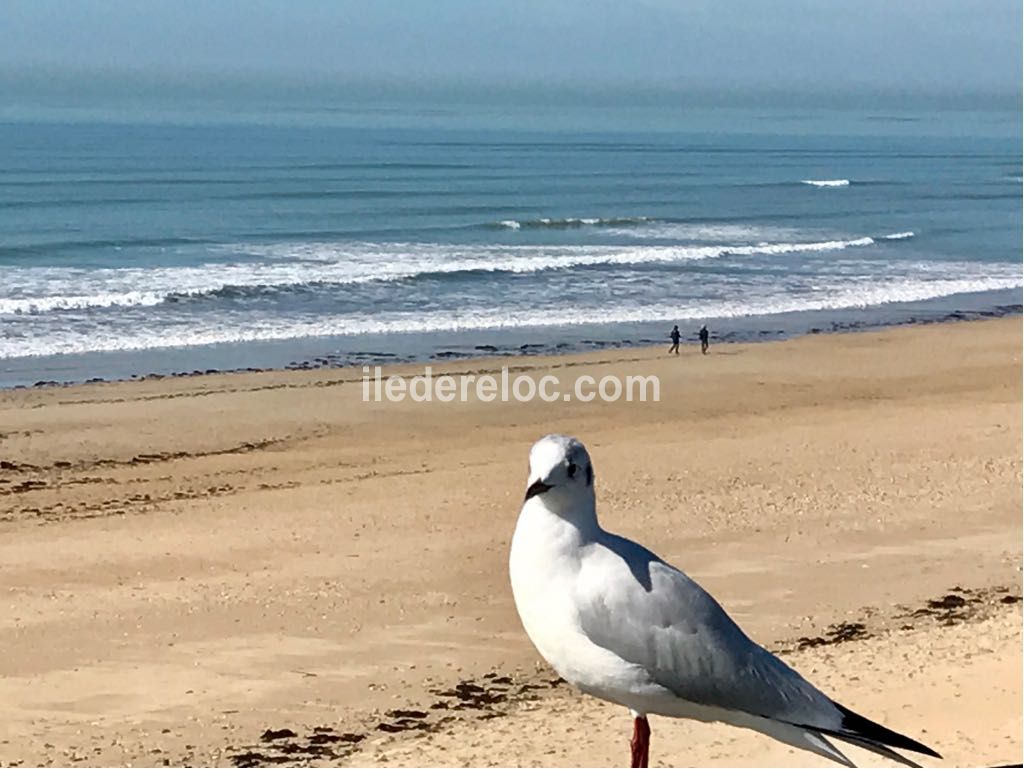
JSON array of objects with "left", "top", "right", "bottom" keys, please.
[
  {"left": 668, "top": 325, "right": 681, "bottom": 355},
  {"left": 699, "top": 324, "right": 710, "bottom": 355}
]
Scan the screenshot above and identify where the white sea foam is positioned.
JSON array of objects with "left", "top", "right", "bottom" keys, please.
[
  {"left": 602, "top": 222, "right": 807, "bottom": 242},
  {"left": 801, "top": 179, "right": 850, "bottom": 187},
  {"left": 496, "top": 216, "right": 650, "bottom": 229},
  {"left": 0, "top": 236, "right": 883, "bottom": 315},
  {"left": 2, "top": 269, "right": 1019, "bottom": 359},
  {"left": 882, "top": 231, "right": 915, "bottom": 240},
  {"left": 0, "top": 291, "right": 170, "bottom": 314}
]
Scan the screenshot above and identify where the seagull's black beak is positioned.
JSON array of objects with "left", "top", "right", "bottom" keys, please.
[{"left": 524, "top": 479, "right": 553, "bottom": 501}]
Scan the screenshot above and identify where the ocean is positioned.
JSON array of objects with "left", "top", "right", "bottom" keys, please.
[{"left": 0, "top": 103, "right": 1020, "bottom": 388}]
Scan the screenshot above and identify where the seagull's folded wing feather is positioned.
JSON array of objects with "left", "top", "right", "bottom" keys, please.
[{"left": 575, "top": 533, "right": 842, "bottom": 729}]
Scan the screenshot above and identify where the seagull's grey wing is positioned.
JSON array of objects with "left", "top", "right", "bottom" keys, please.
[
  {"left": 576, "top": 533, "right": 940, "bottom": 766},
  {"left": 576, "top": 533, "right": 838, "bottom": 727}
]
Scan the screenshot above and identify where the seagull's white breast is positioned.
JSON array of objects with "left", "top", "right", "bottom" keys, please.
[{"left": 509, "top": 501, "right": 656, "bottom": 704}]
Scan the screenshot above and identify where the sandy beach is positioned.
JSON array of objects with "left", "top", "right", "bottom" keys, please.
[{"left": 0, "top": 318, "right": 1020, "bottom": 768}]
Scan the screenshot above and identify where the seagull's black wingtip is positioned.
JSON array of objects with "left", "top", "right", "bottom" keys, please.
[{"left": 833, "top": 701, "right": 942, "bottom": 759}]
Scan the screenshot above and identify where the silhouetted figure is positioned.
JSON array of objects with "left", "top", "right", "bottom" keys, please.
[
  {"left": 668, "top": 325, "right": 681, "bottom": 355},
  {"left": 699, "top": 324, "right": 709, "bottom": 355}
]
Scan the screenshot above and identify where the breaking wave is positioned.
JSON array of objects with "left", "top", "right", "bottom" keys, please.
[
  {"left": 802, "top": 179, "right": 850, "bottom": 187},
  {"left": 0, "top": 235, "right": 886, "bottom": 315},
  {"left": 494, "top": 216, "right": 652, "bottom": 230}
]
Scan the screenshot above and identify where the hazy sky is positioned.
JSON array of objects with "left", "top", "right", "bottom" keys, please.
[{"left": 2, "top": 0, "right": 1020, "bottom": 98}]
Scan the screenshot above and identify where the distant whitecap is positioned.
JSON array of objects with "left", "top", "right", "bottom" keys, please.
[{"left": 801, "top": 179, "right": 850, "bottom": 187}]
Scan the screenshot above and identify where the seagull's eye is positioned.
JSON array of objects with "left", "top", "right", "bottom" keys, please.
[{"left": 566, "top": 461, "right": 577, "bottom": 478}]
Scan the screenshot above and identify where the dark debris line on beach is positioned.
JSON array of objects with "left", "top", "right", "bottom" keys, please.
[
  {"left": 774, "top": 584, "right": 1022, "bottom": 656},
  {"left": 224, "top": 672, "right": 564, "bottom": 767}
]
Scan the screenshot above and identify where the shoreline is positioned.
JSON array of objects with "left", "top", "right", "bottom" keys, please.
[
  {"left": 0, "top": 317, "right": 1019, "bottom": 767},
  {"left": 3, "top": 291, "right": 1021, "bottom": 390}
]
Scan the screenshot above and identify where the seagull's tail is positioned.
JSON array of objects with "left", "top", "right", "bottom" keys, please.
[
  {"left": 827, "top": 733, "right": 924, "bottom": 769},
  {"left": 813, "top": 701, "right": 942, "bottom": 768},
  {"left": 740, "top": 700, "right": 942, "bottom": 768}
]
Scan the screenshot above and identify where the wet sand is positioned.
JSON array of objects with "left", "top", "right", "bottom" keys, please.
[{"left": 0, "top": 318, "right": 1020, "bottom": 767}]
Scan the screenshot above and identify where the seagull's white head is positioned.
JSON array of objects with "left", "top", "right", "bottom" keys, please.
[{"left": 524, "top": 434, "right": 594, "bottom": 510}]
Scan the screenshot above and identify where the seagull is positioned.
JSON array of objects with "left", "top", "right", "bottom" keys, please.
[{"left": 508, "top": 434, "right": 941, "bottom": 768}]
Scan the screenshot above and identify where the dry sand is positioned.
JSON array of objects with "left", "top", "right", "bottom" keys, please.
[{"left": 0, "top": 318, "right": 1020, "bottom": 768}]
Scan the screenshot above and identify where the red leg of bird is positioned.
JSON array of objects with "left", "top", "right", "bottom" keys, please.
[{"left": 630, "top": 715, "right": 650, "bottom": 768}]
